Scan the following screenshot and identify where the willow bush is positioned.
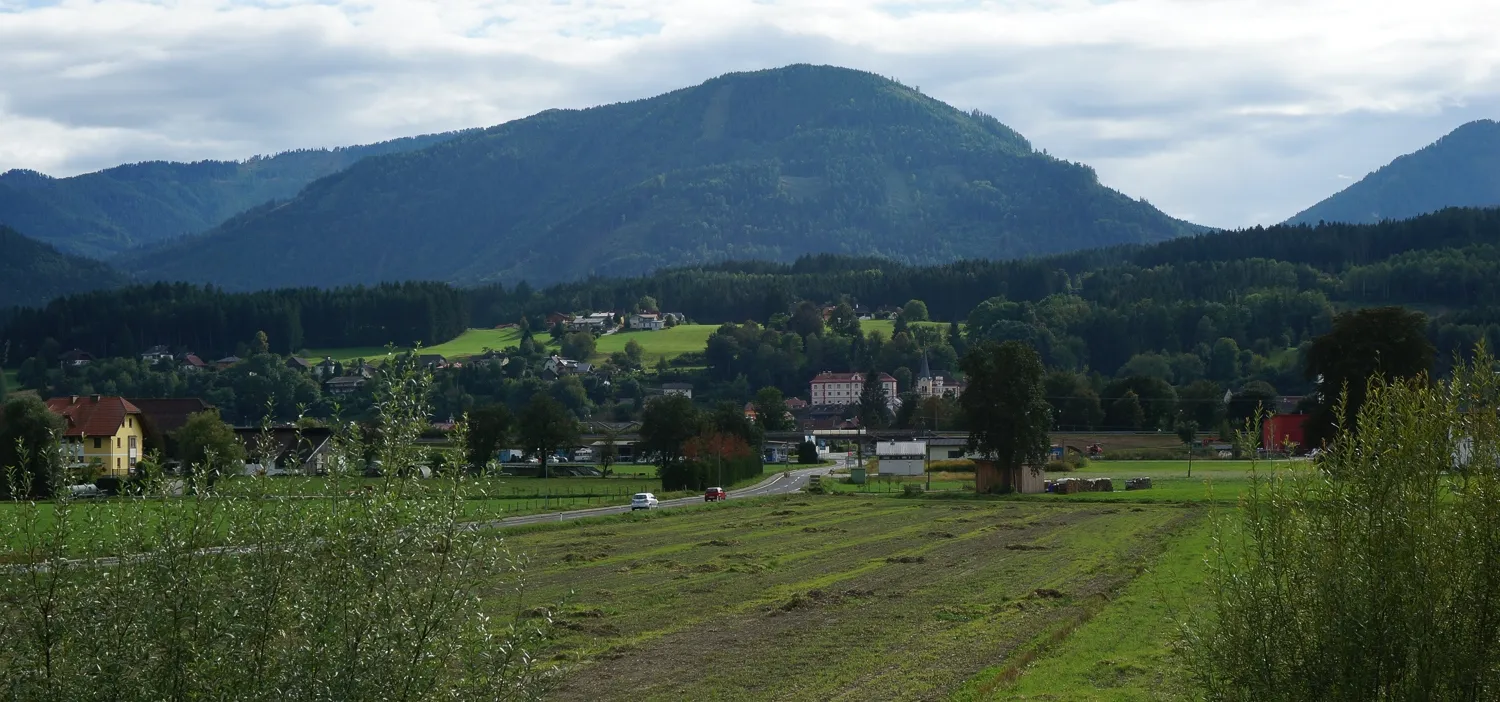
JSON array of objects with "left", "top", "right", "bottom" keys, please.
[
  {"left": 0, "top": 355, "right": 554, "bottom": 701},
  {"left": 1186, "top": 348, "right": 1500, "bottom": 701}
]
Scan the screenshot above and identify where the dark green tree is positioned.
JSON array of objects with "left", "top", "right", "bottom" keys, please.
[
  {"left": 1228, "top": 381, "right": 1279, "bottom": 426},
  {"left": 948, "top": 320, "right": 966, "bottom": 358},
  {"left": 0, "top": 395, "right": 65, "bottom": 498},
  {"left": 1304, "top": 306, "right": 1435, "bottom": 447},
  {"left": 1107, "top": 391, "right": 1146, "bottom": 430},
  {"left": 829, "top": 302, "right": 861, "bottom": 337},
  {"left": 518, "top": 394, "right": 578, "bottom": 479},
  {"left": 176, "top": 410, "right": 246, "bottom": 482},
  {"left": 856, "top": 370, "right": 891, "bottom": 429},
  {"left": 959, "top": 341, "right": 1052, "bottom": 486},
  {"left": 902, "top": 299, "right": 929, "bottom": 322},
  {"left": 465, "top": 404, "right": 513, "bottom": 472},
  {"left": 561, "top": 331, "right": 596, "bottom": 361},
  {"left": 1175, "top": 414, "right": 1199, "bottom": 476},
  {"left": 753, "top": 386, "right": 791, "bottom": 432},
  {"left": 1045, "top": 370, "right": 1103, "bottom": 430},
  {"left": 638, "top": 394, "right": 702, "bottom": 471}
]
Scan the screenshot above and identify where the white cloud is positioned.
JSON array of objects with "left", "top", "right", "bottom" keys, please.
[{"left": 1, "top": 0, "right": 1497, "bottom": 227}]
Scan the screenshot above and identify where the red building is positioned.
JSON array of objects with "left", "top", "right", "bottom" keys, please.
[{"left": 1262, "top": 414, "right": 1309, "bottom": 454}]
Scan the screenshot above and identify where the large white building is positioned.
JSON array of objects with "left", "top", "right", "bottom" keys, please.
[
  {"left": 875, "top": 441, "right": 927, "bottom": 476},
  {"left": 810, "top": 371, "right": 898, "bottom": 409}
]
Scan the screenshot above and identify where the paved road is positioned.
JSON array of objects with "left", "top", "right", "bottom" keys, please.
[{"left": 483, "top": 464, "right": 836, "bottom": 529}]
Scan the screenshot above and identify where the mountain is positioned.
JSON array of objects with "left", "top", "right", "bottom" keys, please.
[
  {"left": 0, "top": 226, "right": 131, "bottom": 309},
  {"left": 0, "top": 132, "right": 468, "bottom": 258},
  {"left": 124, "top": 64, "right": 1200, "bottom": 291},
  {"left": 1286, "top": 119, "right": 1500, "bottom": 225}
]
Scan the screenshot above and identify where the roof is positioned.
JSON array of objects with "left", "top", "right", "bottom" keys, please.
[
  {"left": 286, "top": 356, "right": 314, "bottom": 369},
  {"left": 784, "top": 397, "right": 809, "bottom": 409},
  {"left": 811, "top": 372, "right": 898, "bottom": 383},
  {"left": 326, "top": 376, "right": 366, "bottom": 386},
  {"left": 45, "top": 396, "right": 142, "bottom": 438},
  {"left": 216, "top": 356, "right": 242, "bottom": 364},
  {"left": 61, "top": 349, "right": 93, "bottom": 361},
  {"left": 181, "top": 354, "right": 206, "bottom": 367},
  {"left": 126, "top": 398, "right": 213, "bottom": 435},
  {"left": 876, "top": 441, "right": 927, "bottom": 456}
]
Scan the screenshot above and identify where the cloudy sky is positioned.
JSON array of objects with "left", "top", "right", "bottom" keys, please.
[{"left": 1, "top": 0, "right": 1497, "bottom": 228}]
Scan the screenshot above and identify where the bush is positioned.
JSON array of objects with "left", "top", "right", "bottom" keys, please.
[
  {"left": 927, "top": 459, "right": 975, "bottom": 472},
  {"left": 1186, "top": 349, "right": 1500, "bottom": 701},
  {"left": 1043, "top": 459, "right": 1072, "bottom": 473},
  {"left": 901, "top": 483, "right": 925, "bottom": 497},
  {"left": 797, "top": 441, "right": 820, "bottom": 464},
  {"left": 0, "top": 355, "right": 556, "bottom": 700}
]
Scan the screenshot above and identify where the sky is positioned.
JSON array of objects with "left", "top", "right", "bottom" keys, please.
[{"left": 1, "top": 0, "right": 1497, "bottom": 229}]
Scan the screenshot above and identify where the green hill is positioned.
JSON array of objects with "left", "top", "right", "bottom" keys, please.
[
  {"left": 125, "top": 64, "right": 1199, "bottom": 291},
  {"left": 1285, "top": 119, "right": 1500, "bottom": 225},
  {"left": 0, "top": 131, "right": 468, "bottom": 258},
  {"left": 0, "top": 225, "right": 131, "bottom": 309}
]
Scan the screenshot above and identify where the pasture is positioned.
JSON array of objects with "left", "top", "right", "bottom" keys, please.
[
  {"left": 498, "top": 494, "right": 1209, "bottom": 700},
  {"left": 297, "top": 324, "right": 716, "bottom": 365}
]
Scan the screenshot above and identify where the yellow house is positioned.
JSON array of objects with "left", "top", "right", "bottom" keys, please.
[{"left": 46, "top": 395, "right": 148, "bottom": 477}]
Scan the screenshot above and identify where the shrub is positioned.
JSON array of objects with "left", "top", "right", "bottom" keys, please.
[
  {"left": 797, "top": 441, "right": 820, "bottom": 464},
  {"left": 927, "top": 459, "right": 975, "bottom": 472},
  {"left": 0, "top": 355, "right": 556, "bottom": 700},
  {"left": 1185, "top": 348, "right": 1500, "bottom": 701},
  {"left": 93, "top": 476, "right": 124, "bottom": 495},
  {"left": 1043, "top": 459, "right": 1072, "bottom": 473},
  {"left": 901, "top": 483, "right": 925, "bottom": 497}
]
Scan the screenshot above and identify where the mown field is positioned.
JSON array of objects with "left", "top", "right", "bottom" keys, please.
[{"left": 498, "top": 493, "right": 1210, "bottom": 701}]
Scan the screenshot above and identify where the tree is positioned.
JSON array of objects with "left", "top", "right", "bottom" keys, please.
[
  {"left": 517, "top": 394, "right": 578, "bottom": 479},
  {"left": 1175, "top": 414, "right": 1199, "bottom": 477},
  {"left": 465, "top": 404, "right": 513, "bottom": 472},
  {"left": 856, "top": 370, "right": 891, "bottom": 429},
  {"left": 598, "top": 426, "right": 619, "bottom": 477},
  {"left": 0, "top": 395, "right": 65, "bottom": 498},
  {"left": 959, "top": 341, "right": 1052, "bottom": 487},
  {"left": 1177, "top": 379, "right": 1227, "bottom": 430},
  {"left": 902, "top": 299, "right": 929, "bottom": 322},
  {"left": 788, "top": 301, "right": 824, "bottom": 338},
  {"left": 1228, "top": 380, "right": 1279, "bottom": 425},
  {"left": 0, "top": 368, "right": 8, "bottom": 403},
  {"left": 1117, "top": 352, "right": 1174, "bottom": 382},
  {"left": 252, "top": 330, "right": 270, "bottom": 355},
  {"left": 753, "top": 386, "right": 791, "bottom": 432},
  {"left": 560, "top": 331, "right": 596, "bottom": 361},
  {"left": 829, "top": 302, "right": 861, "bottom": 337},
  {"left": 638, "top": 394, "right": 702, "bottom": 470},
  {"left": 624, "top": 339, "right": 645, "bottom": 366},
  {"left": 948, "top": 320, "right": 966, "bottom": 358},
  {"left": 797, "top": 441, "right": 819, "bottom": 464},
  {"left": 1107, "top": 391, "right": 1146, "bottom": 430},
  {"left": 1209, "top": 337, "right": 1241, "bottom": 381},
  {"left": 1304, "top": 306, "right": 1435, "bottom": 447},
  {"left": 175, "top": 410, "right": 246, "bottom": 482},
  {"left": 635, "top": 295, "right": 659, "bottom": 313},
  {"left": 549, "top": 321, "right": 567, "bottom": 340},
  {"left": 1045, "top": 370, "right": 1103, "bottom": 430}
]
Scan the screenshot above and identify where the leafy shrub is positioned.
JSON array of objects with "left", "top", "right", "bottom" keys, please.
[
  {"left": 1043, "top": 459, "right": 1072, "bottom": 473},
  {"left": 0, "top": 356, "right": 556, "bottom": 700},
  {"left": 901, "top": 483, "right": 925, "bottom": 497},
  {"left": 93, "top": 476, "right": 124, "bottom": 495},
  {"left": 927, "top": 459, "right": 975, "bottom": 472},
  {"left": 797, "top": 441, "right": 820, "bottom": 464}
]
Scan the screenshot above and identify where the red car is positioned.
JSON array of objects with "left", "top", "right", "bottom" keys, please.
[{"left": 704, "top": 487, "right": 727, "bottom": 502}]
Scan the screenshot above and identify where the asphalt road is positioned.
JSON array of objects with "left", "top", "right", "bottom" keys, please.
[{"left": 483, "top": 463, "right": 836, "bottom": 529}]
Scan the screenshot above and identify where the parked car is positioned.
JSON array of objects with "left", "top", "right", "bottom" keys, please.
[
  {"left": 630, "top": 492, "right": 659, "bottom": 510},
  {"left": 704, "top": 487, "right": 727, "bottom": 502}
]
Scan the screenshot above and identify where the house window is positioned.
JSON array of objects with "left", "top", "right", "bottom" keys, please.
[
  {"left": 116, "top": 437, "right": 121, "bottom": 448},
  {"left": 129, "top": 418, "right": 134, "bottom": 428},
  {"left": 93, "top": 437, "right": 102, "bottom": 449},
  {"left": 116, "top": 458, "right": 121, "bottom": 470}
]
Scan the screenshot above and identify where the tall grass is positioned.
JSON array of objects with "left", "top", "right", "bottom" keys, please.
[
  {"left": 1185, "top": 348, "right": 1500, "bottom": 701},
  {"left": 0, "top": 355, "right": 555, "bottom": 700}
]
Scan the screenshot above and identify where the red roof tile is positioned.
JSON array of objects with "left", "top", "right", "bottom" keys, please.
[{"left": 45, "top": 396, "right": 142, "bottom": 438}]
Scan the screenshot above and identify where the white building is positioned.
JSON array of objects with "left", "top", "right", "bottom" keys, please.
[
  {"left": 875, "top": 441, "right": 927, "bottom": 476},
  {"left": 810, "top": 371, "right": 898, "bottom": 409},
  {"left": 628, "top": 313, "right": 665, "bottom": 331},
  {"left": 662, "top": 382, "right": 693, "bottom": 398}
]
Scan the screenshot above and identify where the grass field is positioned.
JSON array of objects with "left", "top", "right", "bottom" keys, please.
[
  {"left": 299, "top": 325, "right": 716, "bottom": 365},
  {"left": 300, "top": 327, "right": 527, "bottom": 363},
  {"left": 497, "top": 494, "right": 1203, "bottom": 701},
  {"left": 862, "top": 319, "right": 953, "bottom": 339},
  {"left": 588, "top": 325, "right": 716, "bottom": 363}
]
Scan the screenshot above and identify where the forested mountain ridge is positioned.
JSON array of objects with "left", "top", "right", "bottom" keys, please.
[
  {"left": 0, "top": 226, "right": 131, "bottom": 310},
  {"left": 0, "top": 131, "right": 468, "bottom": 259},
  {"left": 1285, "top": 119, "right": 1500, "bottom": 225},
  {"left": 124, "top": 64, "right": 1199, "bottom": 291}
]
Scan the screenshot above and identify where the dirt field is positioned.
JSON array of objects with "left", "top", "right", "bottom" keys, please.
[{"left": 493, "top": 495, "right": 1202, "bottom": 701}]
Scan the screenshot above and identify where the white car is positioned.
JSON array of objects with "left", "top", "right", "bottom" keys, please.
[{"left": 630, "top": 492, "right": 659, "bottom": 510}]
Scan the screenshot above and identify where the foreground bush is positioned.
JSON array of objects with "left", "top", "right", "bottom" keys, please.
[
  {"left": 1185, "top": 349, "right": 1500, "bottom": 701},
  {"left": 0, "top": 356, "right": 554, "bottom": 701}
]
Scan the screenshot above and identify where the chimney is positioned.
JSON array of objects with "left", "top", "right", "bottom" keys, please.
[
  {"left": 91, "top": 394, "right": 101, "bottom": 402},
  {"left": 70, "top": 395, "right": 79, "bottom": 404}
]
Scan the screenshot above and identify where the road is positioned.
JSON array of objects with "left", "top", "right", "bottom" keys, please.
[{"left": 483, "top": 463, "right": 837, "bottom": 529}]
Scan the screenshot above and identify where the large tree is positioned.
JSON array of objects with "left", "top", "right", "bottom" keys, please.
[
  {"left": 560, "top": 331, "right": 596, "bottom": 362},
  {"left": 517, "top": 394, "right": 578, "bottom": 479},
  {"left": 856, "top": 370, "right": 892, "bottom": 429},
  {"left": 959, "top": 341, "right": 1052, "bottom": 483},
  {"left": 0, "top": 395, "right": 65, "bottom": 498},
  {"left": 465, "top": 404, "right": 513, "bottom": 472},
  {"left": 901, "top": 299, "right": 929, "bottom": 322},
  {"left": 1304, "top": 306, "right": 1434, "bottom": 447},
  {"left": 638, "top": 394, "right": 702, "bottom": 470},
  {"left": 753, "top": 386, "right": 791, "bottom": 432},
  {"left": 175, "top": 409, "right": 246, "bottom": 482}
]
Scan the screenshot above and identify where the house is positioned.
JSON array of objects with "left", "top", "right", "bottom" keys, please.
[
  {"left": 126, "top": 398, "right": 213, "bottom": 457},
  {"left": 313, "top": 357, "right": 340, "bottom": 379},
  {"left": 46, "top": 395, "right": 148, "bottom": 476},
  {"left": 285, "top": 356, "right": 314, "bottom": 372},
  {"left": 235, "top": 426, "right": 334, "bottom": 476},
  {"left": 628, "top": 313, "right": 665, "bottom": 331},
  {"left": 784, "top": 397, "right": 809, "bottom": 411},
  {"left": 662, "top": 382, "right": 693, "bottom": 398},
  {"left": 799, "top": 405, "right": 856, "bottom": 431},
  {"left": 545, "top": 312, "right": 571, "bottom": 327},
  {"left": 140, "top": 345, "right": 174, "bottom": 364},
  {"left": 324, "top": 376, "right": 367, "bottom": 395},
  {"left": 542, "top": 355, "right": 592, "bottom": 379},
  {"left": 415, "top": 354, "right": 448, "bottom": 370},
  {"left": 565, "top": 312, "right": 615, "bottom": 333},
  {"left": 180, "top": 354, "right": 207, "bottom": 372},
  {"left": 924, "top": 436, "right": 976, "bottom": 463},
  {"left": 60, "top": 349, "right": 94, "bottom": 368},
  {"left": 809, "top": 371, "right": 898, "bottom": 410},
  {"left": 744, "top": 401, "right": 794, "bottom": 426},
  {"left": 214, "top": 356, "right": 242, "bottom": 370},
  {"left": 875, "top": 441, "right": 927, "bottom": 476}
]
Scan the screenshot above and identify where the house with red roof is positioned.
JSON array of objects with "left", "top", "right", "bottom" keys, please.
[{"left": 45, "top": 395, "right": 149, "bottom": 477}]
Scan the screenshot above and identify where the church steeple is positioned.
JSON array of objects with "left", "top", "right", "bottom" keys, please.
[{"left": 918, "top": 350, "right": 933, "bottom": 381}]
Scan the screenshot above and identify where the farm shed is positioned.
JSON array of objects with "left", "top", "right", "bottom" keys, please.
[{"left": 876, "top": 441, "right": 927, "bottom": 476}]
